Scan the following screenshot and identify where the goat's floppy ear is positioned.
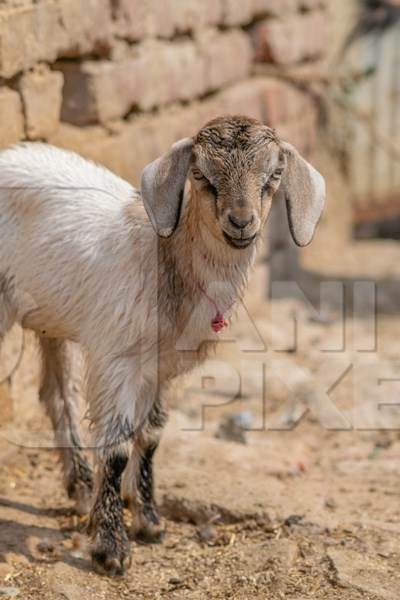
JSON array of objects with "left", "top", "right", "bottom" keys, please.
[
  {"left": 281, "top": 143, "right": 326, "bottom": 247},
  {"left": 141, "top": 138, "right": 193, "bottom": 238}
]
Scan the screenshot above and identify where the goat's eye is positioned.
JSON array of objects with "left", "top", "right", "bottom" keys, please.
[
  {"left": 193, "top": 169, "right": 205, "bottom": 181},
  {"left": 193, "top": 169, "right": 218, "bottom": 198},
  {"left": 271, "top": 168, "right": 284, "bottom": 180},
  {"left": 261, "top": 168, "right": 284, "bottom": 196}
]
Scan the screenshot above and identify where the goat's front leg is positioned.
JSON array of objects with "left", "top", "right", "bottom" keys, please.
[
  {"left": 122, "top": 399, "right": 168, "bottom": 543},
  {"left": 86, "top": 359, "right": 155, "bottom": 576},
  {"left": 88, "top": 449, "right": 131, "bottom": 576}
]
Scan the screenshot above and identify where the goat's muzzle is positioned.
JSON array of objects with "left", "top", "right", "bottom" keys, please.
[{"left": 222, "top": 231, "right": 258, "bottom": 249}]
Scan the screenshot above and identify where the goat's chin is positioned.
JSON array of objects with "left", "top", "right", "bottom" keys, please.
[{"left": 222, "top": 231, "right": 258, "bottom": 250}]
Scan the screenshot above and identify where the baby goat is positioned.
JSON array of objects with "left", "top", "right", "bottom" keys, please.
[{"left": 0, "top": 116, "right": 325, "bottom": 575}]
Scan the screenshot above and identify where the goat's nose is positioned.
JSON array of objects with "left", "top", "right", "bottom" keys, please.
[{"left": 228, "top": 214, "right": 254, "bottom": 230}]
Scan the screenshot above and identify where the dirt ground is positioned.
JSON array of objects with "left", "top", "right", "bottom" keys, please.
[{"left": 0, "top": 231, "right": 399, "bottom": 600}]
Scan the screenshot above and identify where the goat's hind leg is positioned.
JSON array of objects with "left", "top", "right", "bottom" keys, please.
[
  {"left": 0, "top": 274, "right": 18, "bottom": 413},
  {"left": 0, "top": 274, "right": 17, "bottom": 344},
  {"left": 39, "top": 338, "right": 94, "bottom": 515}
]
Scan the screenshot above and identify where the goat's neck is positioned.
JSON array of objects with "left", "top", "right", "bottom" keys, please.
[{"left": 168, "top": 191, "right": 256, "bottom": 307}]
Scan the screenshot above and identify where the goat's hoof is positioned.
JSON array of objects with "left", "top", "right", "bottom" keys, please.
[
  {"left": 91, "top": 539, "right": 131, "bottom": 576},
  {"left": 130, "top": 520, "right": 166, "bottom": 544}
]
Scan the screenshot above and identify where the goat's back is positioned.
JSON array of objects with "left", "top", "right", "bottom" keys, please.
[{"left": 0, "top": 144, "right": 150, "bottom": 345}]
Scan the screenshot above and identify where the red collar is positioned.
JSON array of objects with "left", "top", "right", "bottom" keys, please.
[{"left": 198, "top": 284, "right": 232, "bottom": 333}]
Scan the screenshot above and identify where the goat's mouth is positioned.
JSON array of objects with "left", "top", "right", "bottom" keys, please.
[{"left": 222, "top": 231, "right": 257, "bottom": 249}]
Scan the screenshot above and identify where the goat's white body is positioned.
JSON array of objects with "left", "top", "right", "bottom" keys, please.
[
  {"left": 0, "top": 144, "right": 253, "bottom": 449},
  {"left": 0, "top": 117, "right": 326, "bottom": 575},
  {"left": 0, "top": 145, "right": 138, "bottom": 339}
]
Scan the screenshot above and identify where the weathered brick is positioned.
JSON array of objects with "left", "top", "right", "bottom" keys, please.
[
  {"left": 221, "top": 0, "right": 297, "bottom": 25},
  {"left": 217, "top": 79, "right": 265, "bottom": 122},
  {"left": 198, "top": 29, "right": 253, "bottom": 92},
  {"left": 301, "top": 101, "right": 319, "bottom": 156},
  {"left": 298, "top": 0, "right": 326, "bottom": 10},
  {"left": 0, "top": 1, "right": 58, "bottom": 79},
  {"left": 251, "top": 11, "right": 328, "bottom": 65},
  {"left": 0, "top": 87, "right": 24, "bottom": 148},
  {"left": 59, "top": 38, "right": 207, "bottom": 124},
  {"left": 276, "top": 108, "right": 319, "bottom": 156},
  {"left": 56, "top": 0, "right": 113, "bottom": 57},
  {"left": 221, "top": 0, "right": 255, "bottom": 26},
  {"left": 256, "top": 0, "right": 298, "bottom": 14},
  {"left": 260, "top": 79, "right": 288, "bottom": 124},
  {"left": 18, "top": 65, "right": 64, "bottom": 139},
  {"left": 259, "top": 79, "right": 315, "bottom": 126},
  {"left": 111, "top": 0, "right": 303, "bottom": 40},
  {"left": 112, "top": 0, "right": 224, "bottom": 40},
  {"left": 111, "top": 0, "right": 175, "bottom": 41},
  {"left": 49, "top": 122, "right": 130, "bottom": 180},
  {"left": 111, "top": 0, "right": 312, "bottom": 39},
  {"left": 132, "top": 39, "right": 206, "bottom": 111},
  {"left": 172, "top": 0, "right": 223, "bottom": 32},
  {"left": 58, "top": 61, "right": 124, "bottom": 125},
  {"left": 0, "top": 0, "right": 112, "bottom": 79},
  {"left": 59, "top": 30, "right": 253, "bottom": 125},
  {"left": 303, "top": 11, "right": 330, "bottom": 60}
]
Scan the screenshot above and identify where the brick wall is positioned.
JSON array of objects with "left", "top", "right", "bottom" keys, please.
[
  {"left": 0, "top": 0, "right": 328, "bottom": 184},
  {"left": 0, "top": 0, "right": 329, "bottom": 419}
]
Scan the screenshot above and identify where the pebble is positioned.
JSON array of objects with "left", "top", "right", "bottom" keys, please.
[
  {"left": 0, "top": 564, "right": 13, "bottom": 580},
  {"left": 0, "top": 588, "right": 19, "bottom": 598},
  {"left": 284, "top": 514, "right": 304, "bottom": 528},
  {"left": 215, "top": 412, "right": 252, "bottom": 444},
  {"left": 37, "top": 540, "right": 55, "bottom": 553},
  {"left": 197, "top": 525, "right": 217, "bottom": 544}
]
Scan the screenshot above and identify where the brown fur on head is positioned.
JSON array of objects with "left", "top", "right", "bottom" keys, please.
[
  {"left": 141, "top": 115, "right": 326, "bottom": 249},
  {"left": 190, "top": 115, "right": 284, "bottom": 249}
]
